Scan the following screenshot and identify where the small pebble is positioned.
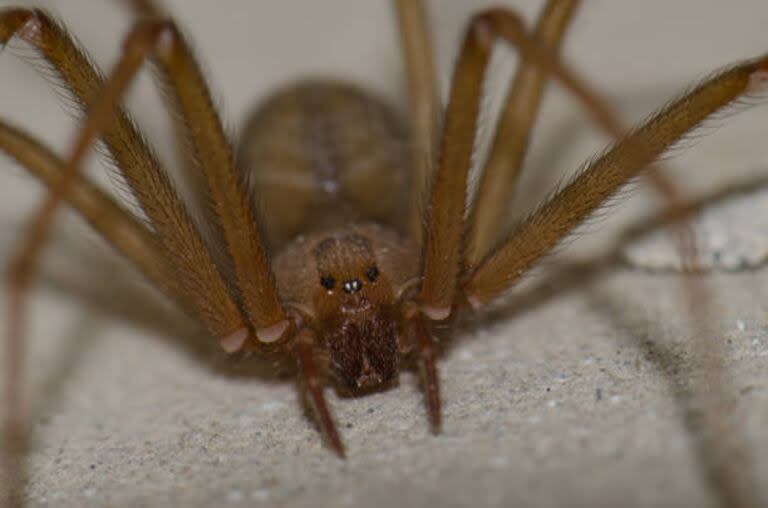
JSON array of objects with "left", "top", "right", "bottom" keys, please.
[
  {"left": 489, "top": 456, "right": 509, "bottom": 468},
  {"left": 457, "top": 349, "right": 474, "bottom": 361},
  {"left": 227, "top": 489, "right": 244, "bottom": 503},
  {"left": 260, "top": 401, "right": 285, "bottom": 414},
  {"left": 250, "top": 489, "right": 270, "bottom": 502}
]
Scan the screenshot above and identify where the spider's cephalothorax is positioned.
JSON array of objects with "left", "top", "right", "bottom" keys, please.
[
  {"left": 310, "top": 233, "right": 401, "bottom": 390},
  {"left": 273, "top": 225, "right": 417, "bottom": 393}
]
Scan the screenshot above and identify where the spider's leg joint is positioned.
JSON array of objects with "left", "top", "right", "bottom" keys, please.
[
  {"left": 255, "top": 318, "right": 291, "bottom": 344},
  {"left": 469, "top": 12, "right": 495, "bottom": 46},
  {"left": 421, "top": 304, "right": 451, "bottom": 321},
  {"left": 154, "top": 22, "right": 177, "bottom": 58},
  {"left": 220, "top": 327, "right": 248, "bottom": 353},
  {"left": 465, "top": 293, "right": 483, "bottom": 311},
  {"left": 747, "top": 57, "right": 768, "bottom": 94},
  {"left": 17, "top": 10, "right": 42, "bottom": 44}
]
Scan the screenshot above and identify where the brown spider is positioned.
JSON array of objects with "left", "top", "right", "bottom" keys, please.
[{"left": 1, "top": 0, "right": 766, "bottom": 458}]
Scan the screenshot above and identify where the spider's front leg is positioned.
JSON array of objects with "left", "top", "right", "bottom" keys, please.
[
  {"left": 407, "top": 8, "right": 542, "bottom": 431},
  {"left": 462, "top": 2, "right": 697, "bottom": 269},
  {"left": 419, "top": 6, "right": 672, "bottom": 319},
  {"left": 0, "top": 9, "right": 251, "bottom": 345},
  {"left": 394, "top": 8, "right": 498, "bottom": 433},
  {"left": 408, "top": 313, "right": 441, "bottom": 431},
  {"left": 393, "top": 0, "right": 441, "bottom": 245},
  {"left": 463, "top": 57, "right": 768, "bottom": 307},
  {"left": 411, "top": 9, "right": 580, "bottom": 420},
  {"left": 294, "top": 328, "right": 345, "bottom": 457}
]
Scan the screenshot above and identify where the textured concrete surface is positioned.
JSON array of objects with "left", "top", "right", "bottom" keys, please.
[{"left": 1, "top": 1, "right": 768, "bottom": 507}]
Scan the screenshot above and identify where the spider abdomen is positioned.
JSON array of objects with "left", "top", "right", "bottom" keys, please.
[{"left": 237, "top": 80, "right": 410, "bottom": 250}]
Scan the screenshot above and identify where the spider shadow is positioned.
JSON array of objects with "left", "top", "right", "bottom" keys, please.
[
  {"left": 445, "top": 169, "right": 768, "bottom": 507},
  {"left": 1, "top": 436, "right": 25, "bottom": 508},
  {"left": 0, "top": 225, "right": 290, "bottom": 508},
  {"left": 1, "top": 310, "right": 103, "bottom": 508},
  {"left": 584, "top": 281, "right": 760, "bottom": 508}
]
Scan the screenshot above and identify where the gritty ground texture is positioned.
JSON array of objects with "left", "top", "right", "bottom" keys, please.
[{"left": 1, "top": 1, "right": 768, "bottom": 507}]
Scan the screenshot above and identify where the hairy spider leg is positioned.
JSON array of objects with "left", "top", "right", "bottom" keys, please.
[
  {"left": 393, "top": 0, "right": 441, "bottom": 246},
  {"left": 296, "top": 328, "right": 345, "bottom": 457},
  {"left": 463, "top": 1, "right": 695, "bottom": 269},
  {"left": 464, "top": 53, "right": 768, "bottom": 305},
  {"left": 0, "top": 8, "right": 248, "bottom": 442}
]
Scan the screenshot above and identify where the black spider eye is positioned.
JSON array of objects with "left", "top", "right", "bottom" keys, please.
[
  {"left": 365, "top": 265, "right": 379, "bottom": 282},
  {"left": 320, "top": 276, "right": 336, "bottom": 290}
]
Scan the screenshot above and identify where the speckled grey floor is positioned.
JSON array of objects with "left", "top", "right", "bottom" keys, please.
[{"left": 1, "top": 1, "right": 768, "bottom": 507}]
